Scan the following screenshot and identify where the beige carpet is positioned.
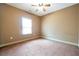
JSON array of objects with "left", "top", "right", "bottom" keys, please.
[{"left": 0, "top": 39, "right": 79, "bottom": 56}]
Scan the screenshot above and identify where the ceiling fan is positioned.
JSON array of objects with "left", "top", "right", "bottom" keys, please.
[
  {"left": 32, "top": 3, "right": 51, "bottom": 7},
  {"left": 31, "top": 3, "right": 51, "bottom": 12}
]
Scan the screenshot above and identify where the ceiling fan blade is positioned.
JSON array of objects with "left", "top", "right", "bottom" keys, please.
[
  {"left": 32, "top": 4, "right": 37, "bottom": 6},
  {"left": 39, "top": 3, "right": 43, "bottom": 7},
  {"left": 44, "top": 4, "right": 51, "bottom": 7}
]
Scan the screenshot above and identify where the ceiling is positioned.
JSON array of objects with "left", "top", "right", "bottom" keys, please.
[{"left": 7, "top": 3, "right": 76, "bottom": 16}]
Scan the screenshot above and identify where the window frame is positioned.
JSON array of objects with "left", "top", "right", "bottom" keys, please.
[{"left": 21, "top": 17, "right": 32, "bottom": 35}]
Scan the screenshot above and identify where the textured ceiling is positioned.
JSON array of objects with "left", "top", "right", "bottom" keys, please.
[{"left": 7, "top": 3, "right": 76, "bottom": 16}]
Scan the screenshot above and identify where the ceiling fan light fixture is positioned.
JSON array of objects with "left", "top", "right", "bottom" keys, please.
[{"left": 32, "top": 3, "right": 52, "bottom": 12}]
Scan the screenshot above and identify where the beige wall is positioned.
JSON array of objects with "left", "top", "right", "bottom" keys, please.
[
  {"left": 0, "top": 12, "right": 1, "bottom": 44},
  {"left": 41, "top": 4, "right": 79, "bottom": 44},
  {"left": 78, "top": 4, "right": 79, "bottom": 45},
  {"left": 0, "top": 4, "right": 41, "bottom": 45}
]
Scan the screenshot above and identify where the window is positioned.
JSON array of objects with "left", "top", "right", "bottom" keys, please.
[{"left": 22, "top": 17, "right": 32, "bottom": 35}]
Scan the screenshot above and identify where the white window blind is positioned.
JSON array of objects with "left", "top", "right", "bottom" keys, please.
[{"left": 22, "top": 17, "right": 32, "bottom": 35}]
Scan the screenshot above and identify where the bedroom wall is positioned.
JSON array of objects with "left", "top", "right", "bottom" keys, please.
[
  {"left": 41, "top": 4, "right": 79, "bottom": 45},
  {"left": 0, "top": 11, "right": 1, "bottom": 44},
  {"left": 0, "top": 4, "right": 41, "bottom": 45},
  {"left": 78, "top": 4, "right": 79, "bottom": 46}
]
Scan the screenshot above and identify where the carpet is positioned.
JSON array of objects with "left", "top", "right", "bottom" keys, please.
[{"left": 0, "top": 39, "right": 79, "bottom": 56}]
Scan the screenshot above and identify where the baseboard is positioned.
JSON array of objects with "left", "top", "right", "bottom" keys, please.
[
  {"left": 42, "top": 36, "right": 78, "bottom": 47},
  {"left": 78, "top": 44, "right": 79, "bottom": 47},
  {"left": 0, "top": 36, "right": 40, "bottom": 48},
  {"left": 0, "top": 36, "right": 78, "bottom": 48}
]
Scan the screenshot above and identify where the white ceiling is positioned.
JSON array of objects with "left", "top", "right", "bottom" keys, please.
[{"left": 7, "top": 3, "right": 76, "bottom": 16}]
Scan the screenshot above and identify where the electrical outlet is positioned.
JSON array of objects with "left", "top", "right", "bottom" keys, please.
[{"left": 10, "top": 37, "right": 13, "bottom": 40}]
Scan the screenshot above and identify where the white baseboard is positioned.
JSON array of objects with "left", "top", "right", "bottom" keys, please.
[
  {"left": 0, "top": 36, "right": 40, "bottom": 48},
  {"left": 78, "top": 44, "right": 79, "bottom": 47},
  {"left": 0, "top": 36, "right": 78, "bottom": 48},
  {"left": 42, "top": 36, "right": 78, "bottom": 47}
]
